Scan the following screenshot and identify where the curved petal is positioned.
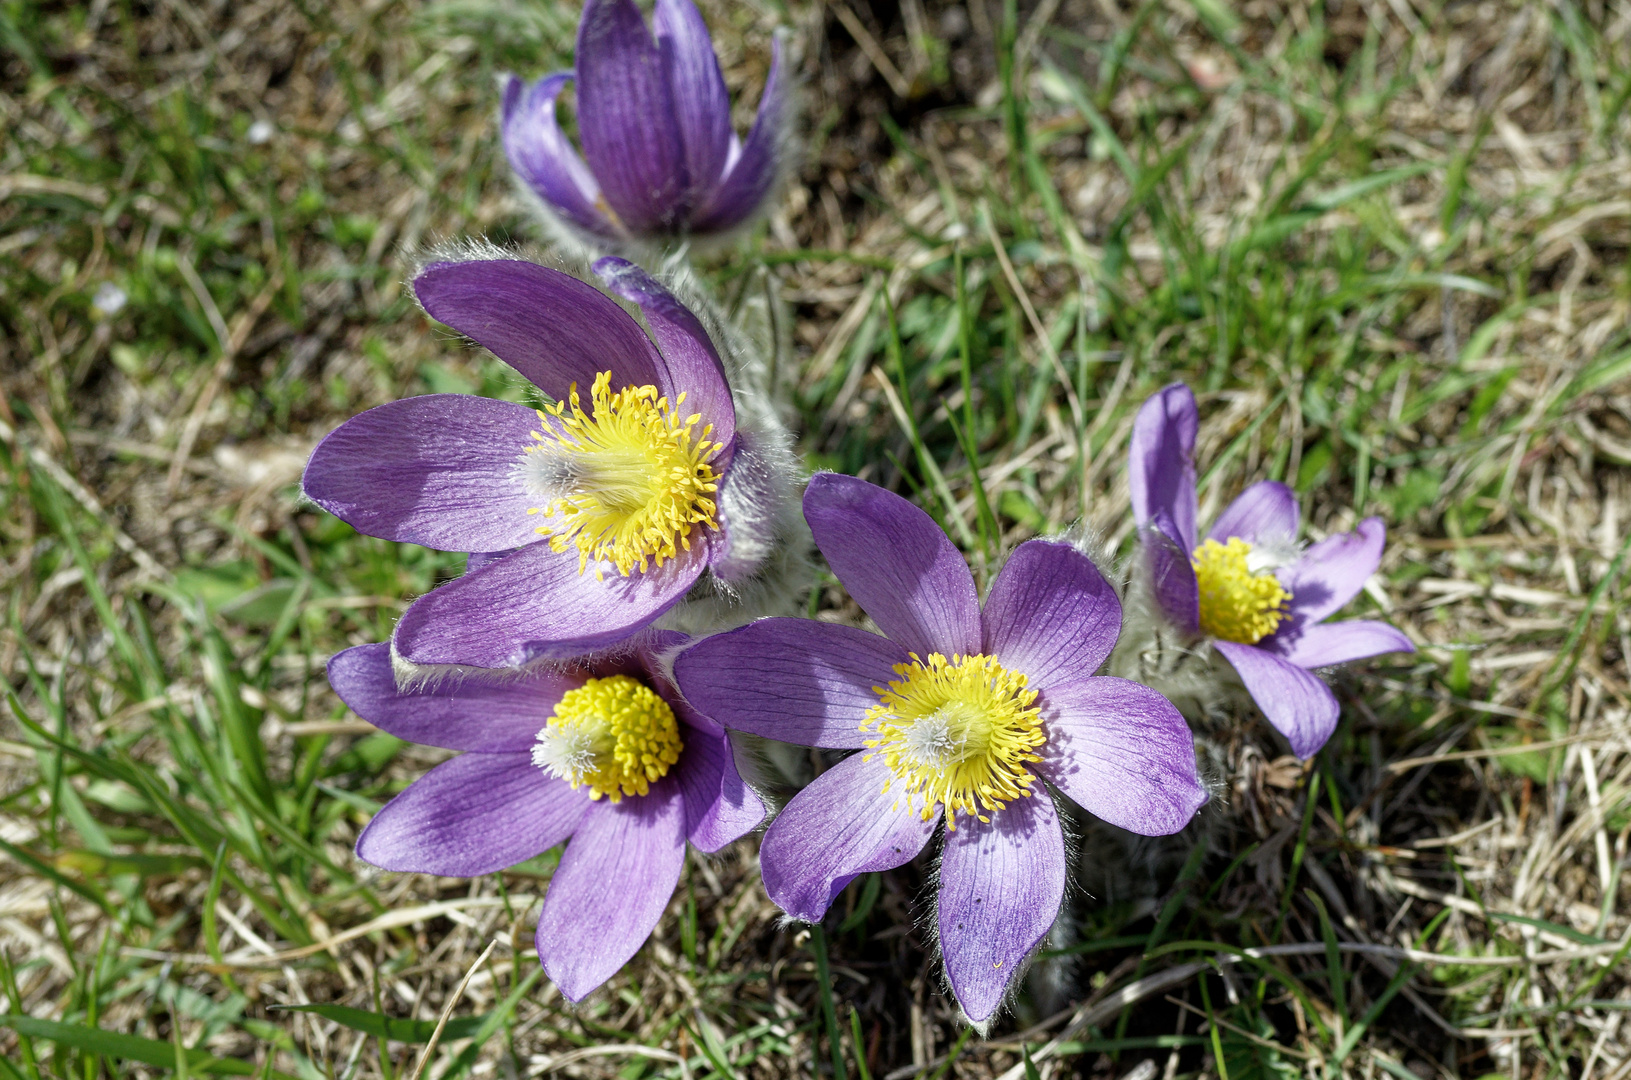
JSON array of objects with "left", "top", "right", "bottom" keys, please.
[
  {"left": 1208, "top": 480, "right": 1299, "bottom": 548},
  {"left": 1276, "top": 518, "right": 1386, "bottom": 627},
  {"left": 393, "top": 541, "right": 705, "bottom": 669},
  {"left": 1128, "top": 383, "right": 1198, "bottom": 551},
  {"left": 803, "top": 473, "right": 981, "bottom": 658},
  {"left": 536, "top": 777, "right": 686, "bottom": 1001},
  {"left": 1034, "top": 677, "right": 1207, "bottom": 835},
  {"left": 673, "top": 619, "right": 908, "bottom": 749},
  {"left": 302, "top": 396, "right": 540, "bottom": 551},
  {"left": 593, "top": 258, "right": 736, "bottom": 449},
  {"left": 654, "top": 0, "right": 731, "bottom": 209},
  {"left": 464, "top": 550, "right": 515, "bottom": 576},
  {"left": 676, "top": 725, "right": 765, "bottom": 852},
  {"left": 501, "top": 74, "right": 616, "bottom": 238},
  {"left": 1214, "top": 641, "right": 1340, "bottom": 759},
  {"left": 1143, "top": 514, "right": 1200, "bottom": 634},
  {"left": 413, "top": 260, "right": 667, "bottom": 403},
  {"left": 692, "top": 36, "right": 788, "bottom": 234},
  {"left": 1263, "top": 620, "right": 1415, "bottom": 669},
  {"left": 760, "top": 753, "right": 939, "bottom": 922},
  {"left": 575, "top": 0, "right": 687, "bottom": 232},
  {"left": 328, "top": 643, "right": 580, "bottom": 752},
  {"left": 938, "top": 790, "right": 1065, "bottom": 1024},
  {"left": 982, "top": 539, "right": 1122, "bottom": 692},
  {"left": 355, "top": 753, "right": 586, "bottom": 876}
]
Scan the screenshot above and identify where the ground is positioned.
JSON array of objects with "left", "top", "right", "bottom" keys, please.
[{"left": 1, "top": 0, "right": 1630, "bottom": 1077}]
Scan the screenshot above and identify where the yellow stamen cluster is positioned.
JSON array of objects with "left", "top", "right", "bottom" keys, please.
[
  {"left": 531, "top": 675, "right": 684, "bottom": 802},
  {"left": 524, "top": 370, "right": 720, "bottom": 579},
  {"left": 1192, "top": 537, "right": 1293, "bottom": 644},
  {"left": 861, "top": 653, "right": 1044, "bottom": 830}
]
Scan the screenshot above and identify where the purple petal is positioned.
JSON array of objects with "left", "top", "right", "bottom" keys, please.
[
  {"left": 937, "top": 791, "right": 1065, "bottom": 1024},
  {"left": 1034, "top": 677, "right": 1207, "bottom": 835},
  {"left": 575, "top": 0, "right": 687, "bottom": 232},
  {"left": 981, "top": 539, "right": 1122, "bottom": 692},
  {"left": 803, "top": 474, "right": 981, "bottom": 658},
  {"left": 464, "top": 550, "right": 513, "bottom": 576},
  {"left": 592, "top": 258, "right": 736, "bottom": 449},
  {"left": 1208, "top": 480, "right": 1298, "bottom": 547},
  {"left": 673, "top": 619, "right": 908, "bottom": 749},
  {"left": 302, "top": 396, "right": 540, "bottom": 552},
  {"left": 653, "top": 0, "right": 731, "bottom": 209},
  {"left": 393, "top": 541, "right": 705, "bottom": 669},
  {"left": 1276, "top": 518, "right": 1387, "bottom": 627},
  {"left": 501, "top": 74, "right": 616, "bottom": 238},
  {"left": 692, "top": 36, "right": 789, "bottom": 233},
  {"left": 1128, "top": 383, "right": 1198, "bottom": 551},
  {"left": 676, "top": 725, "right": 765, "bottom": 852},
  {"left": 1142, "top": 515, "right": 1200, "bottom": 634},
  {"left": 328, "top": 644, "right": 580, "bottom": 752},
  {"left": 1263, "top": 620, "right": 1415, "bottom": 669},
  {"left": 536, "top": 778, "right": 686, "bottom": 1001},
  {"left": 1213, "top": 641, "right": 1340, "bottom": 758},
  {"left": 413, "top": 260, "right": 668, "bottom": 403},
  {"left": 356, "top": 753, "right": 586, "bottom": 876},
  {"left": 760, "top": 753, "right": 939, "bottom": 921}
]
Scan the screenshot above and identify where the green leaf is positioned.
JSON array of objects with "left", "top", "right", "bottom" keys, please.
[
  {"left": 0, "top": 839, "right": 113, "bottom": 914},
  {"left": 1563, "top": 346, "right": 1631, "bottom": 402},
  {"left": 55, "top": 850, "right": 208, "bottom": 879},
  {"left": 1488, "top": 912, "right": 1606, "bottom": 945},
  {"left": 267, "top": 1003, "right": 488, "bottom": 1043},
  {"left": 441, "top": 968, "right": 546, "bottom": 1078},
  {"left": 0, "top": 1016, "right": 259, "bottom": 1075}
]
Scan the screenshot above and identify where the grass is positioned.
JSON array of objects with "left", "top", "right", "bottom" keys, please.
[{"left": 2, "top": 0, "right": 1630, "bottom": 1076}]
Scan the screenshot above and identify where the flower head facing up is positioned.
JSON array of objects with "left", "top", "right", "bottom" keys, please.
[
  {"left": 503, "top": 0, "right": 789, "bottom": 249},
  {"left": 1190, "top": 536, "right": 1291, "bottom": 644},
  {"left": 525, "top": 372, "right": 721, "bottom": 577},
  {"left": 533, "top": 674, "right": 684, "bottom": 799},
  {"left": 675, "top": 474, "right": 1206, "bottom": 1023},
  {"left": 302, "top": 254, "right": 797, "bottom": 673},
  {"left": 330, "top": 633, "right": 763, "bottom": 1002},
  {"left": 1129, "top": 382, "right": 1415, "bottom": 758},
  {"left": 864, "top": 652, "right": 1043, "bottom": 827}
]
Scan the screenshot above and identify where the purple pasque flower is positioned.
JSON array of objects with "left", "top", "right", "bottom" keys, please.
[
  {"left": 502, "top": 0, "right": 789, "bottom": 247},
  {"left": 674, "top": 474, "right": 1206, "bottom": 1024},
  {"left": 304, "top": 254, "right": 767, "bottom": 671},
  {"left": 1130, "top": 382, "right": 1415, "bottom": 759},
  {"left": 331, "top": 631, "right": 763, "bottom": 1000}
]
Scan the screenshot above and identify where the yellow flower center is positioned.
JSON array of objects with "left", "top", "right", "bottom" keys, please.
[
  {"left": 531, "top": 674, "right": 684, "bottom": 802},
  {"left": 522, "top": 370, "right": 720, "bottom": 580},
  {"left": 861, "top": 653, "right": 1044, "bottom": 830},
  {"left": 1192, "top": 537, "right": 1293, "bottom": 644}
]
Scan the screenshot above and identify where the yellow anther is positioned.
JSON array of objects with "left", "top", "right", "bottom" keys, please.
[
  {"left": 1192, "top": 537, "right": 1293, "bottom": 644},
  {"left": 861, "top": 653, "right": 1043, "bottom": 830},
  {"left": 531, "top": 675, "right": 684, "bottom": 802},
  {"left": 522, "top": 370, "right": 720, "bottom": 578}
]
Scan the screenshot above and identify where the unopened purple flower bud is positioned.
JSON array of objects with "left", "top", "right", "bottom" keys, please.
[{"left": 502, "top": 0, "right": 791, "bottom": 251}]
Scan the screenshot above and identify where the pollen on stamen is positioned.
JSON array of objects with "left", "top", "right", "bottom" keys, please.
[
  {"left": 532, "top": 674, "right": 684, "bottom": 802},
  {"left": 861, "top": 653, "right": 1044, "bottom": 830},
  {"left": 515, "top": 371, "right": 721, "bottom": 579},
  {"left": 1192, "top": 537, "right": 1294, "bottom": 644}
]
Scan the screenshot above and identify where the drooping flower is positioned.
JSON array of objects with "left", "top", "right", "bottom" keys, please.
[
  {"left": 302, "top": 253, "right": 804, "bottom": 672},
  {"left": 502, "top": 0, "right": 789, "bottom": 250},
  {"left": 330, "top": 633, "right": 763, "bottom": 1000},
  {"left": 1129, "top": 382, "right": 1415, "bottom": 758},
  {"left": 674, "top": 474, "right": 1206, "bottom": 1024}
]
